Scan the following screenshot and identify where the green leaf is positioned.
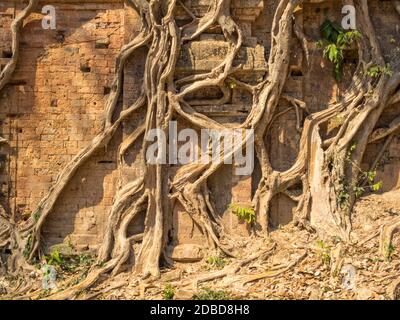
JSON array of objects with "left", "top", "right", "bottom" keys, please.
[
  {"left": 353, "top": 186, "right": 365, "bottom": 198},
  {"left": 320, "top": 20, "right": 333, "bottom": 40},
  {"left": 371, "top": 181, "right": 383, "bottom": 192}
]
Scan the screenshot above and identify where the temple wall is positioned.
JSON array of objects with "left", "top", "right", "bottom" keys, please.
[{"left": 0, "top": 0, "right": 399, "bottom": 254}]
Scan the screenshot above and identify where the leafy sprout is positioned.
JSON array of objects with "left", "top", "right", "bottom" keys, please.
[
  {"left": 206, "top": 256, "right": 226, "bottom": 269},
  {"left": 162, "top": 284, "right": 175, "bottom": 300},
  {"left": 192, "top": 288, "right": 231, "bottom": 300},
  {"left": 44, "top": 249, "right": 63, "bottom": 266},
  {"left": 317, "top": 20, "right": 361, "bottom": 80},
  {"left": 229, "top": 203, "right": 256, "bottom": 224},
  {"left": 366, "top": 64, "right": 393, "bottom": 78},
  {"left": 316, "top": 240, "right": 331, "bottom": 267}
]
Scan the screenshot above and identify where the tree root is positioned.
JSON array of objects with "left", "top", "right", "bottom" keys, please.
[
  {"left": 379, "top": 218, "right": 400, "bottom": 258},
  {"left": 387, "top": 277, "right": 400, "bottom": 300},
  {"left": 236, "top": 251, "right": 307, "bottom": 286},
  {"left": 0, "top": 0, "right": 39, "bottom": 93},
  {"left": 0, "top": 0, "right": 400, "bottom": 300}
]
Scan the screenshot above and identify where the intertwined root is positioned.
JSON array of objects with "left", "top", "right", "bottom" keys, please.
[{"left": 0, "top": 0, "right": 400, "bottom": 299}]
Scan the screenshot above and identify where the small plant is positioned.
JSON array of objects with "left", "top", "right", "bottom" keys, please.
[
  {"left": 43, "top": 248, "right": 94, "bottom": 273},
  {"left": 162, "top": 284, "right": 175, "bottom": 300},
  {"left": 193, "top": 288, "right": 231, "bottom": 300},
  {"left": 384, "top": 243, "right": 396, "bottom": 261},
  {"left": 362, "top": 171, "right": 383, "bottom": 193},
  {"left": 317, "top": 20, "right": 361, "bottom": 80},
  {"left": 316, "top": 240, "right": 331, "bottom": 267},
  {"left": 353, "top": 185, "right": 365, "bottom": 198},
  {"left": 366, "top": 64, "right": 393, "bottom": 78},
  {"left": 44, "top": 249, "right": 63, "bottom": 266},
  {"left": 345, "top": 144, "right": 383, "bottom": 199},
  {"left": 371, "top": 181, "right": 383, "bottom": 192},
  {"left": 229, "top": 203, "right": 255, "bottom": 224},
  {"left": 77, "top": 253, "right": 94, "bottom": 267},
  {"left": 206, "top": 256, "right": 226, "bottom": 269},
  {"left": 348, "top": 142, "right": 357, "bottom": 155}
]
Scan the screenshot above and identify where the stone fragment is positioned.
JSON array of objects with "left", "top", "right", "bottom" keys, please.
[
  {"left": 166, "top": 244, "right": 204, "bottom": 262},
  {"left": 356, "top": 287, "right": 375, "bottom": 300},
  {"left": 173, "top": 289, "right": 195, "bottom": 300}
]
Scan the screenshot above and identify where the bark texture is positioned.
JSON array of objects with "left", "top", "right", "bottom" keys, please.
[{"left": 0, "top": 0, "right": 400, "bottom": 299}]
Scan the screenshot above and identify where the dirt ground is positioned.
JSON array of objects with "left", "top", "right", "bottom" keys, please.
[
  {"left": 1, "top": 190, "right": 400, "bottom": 300},
  {"left": 84, "top": 190, "right": 400, "bottom": 300}
]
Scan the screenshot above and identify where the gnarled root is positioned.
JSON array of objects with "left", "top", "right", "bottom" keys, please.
[
  {"left": 379, "top": 218, "right": 400, "bottom": 259},
  {"left": 1, "top": 0, "right": 400, "bottom": 301}
]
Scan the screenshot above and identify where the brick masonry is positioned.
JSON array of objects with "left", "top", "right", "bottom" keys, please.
[{"left": 0, "top": 0, "right": 399, "bottom": 252}]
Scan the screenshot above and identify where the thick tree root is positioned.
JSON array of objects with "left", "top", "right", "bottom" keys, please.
[
  {"left": 237, "top": 251, "right": 307, "bottom": 286},
  {"left": 0, "top": 0, "right": 399, "bottom": 300},
  {"left": 379, "top": 218, "right": 400, "bottom": 259},
  {"left": 0, "top": 0, "right": 39, "bottom": 93}
]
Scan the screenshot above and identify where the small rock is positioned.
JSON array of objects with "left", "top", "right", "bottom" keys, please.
[
  {"left": 341, "top": 264, "right": 357, "bottom": 290},
  {"left": 161, "top": 269, "right": 182, "bottom": 282},
  {"left": 356, "top": 287, "right": 374, "bottom": 300},
  {"left": 174, "top": 289, "right": 195, "bottom": 300},
  {"left": 307, "top": 285, "right": 320, "bottom": 300},
  {"left": 95, "top": 37, "right": 110, "bottom": 49},
  {"left": 166, "top": 244, "right": 204, "bottom": 262}
]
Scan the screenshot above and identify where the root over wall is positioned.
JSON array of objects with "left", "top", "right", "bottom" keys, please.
[{"left": 0, "top": 0, "right": 400, "bottom": 299}]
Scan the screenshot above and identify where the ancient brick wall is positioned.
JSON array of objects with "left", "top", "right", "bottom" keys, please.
[
  {"left": 0, "top": 0, "right": 125, "bottom": 251},
  {"left": 0, "top": 0, "right": 399, "bottom": 255}
]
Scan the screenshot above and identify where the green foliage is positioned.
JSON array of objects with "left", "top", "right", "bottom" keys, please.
[
  {"left": 162, "top": 284, "right": 175, "bottom": 300},
  {"left": 384, "top": 243, "right": 396, "bottom": 261},
  {"left": 44, "top": 249, "right": 63, "bottom": 266},
  {"left": 353, "top": 185, "right": 365, "bottom": 198},
  {"left": 206, "top": 256, "right": 226, "bottom": 269},
  {"left": 363, "top": 170, "right": 376, "bottom": 182},
  {"left": 317, "top": 20, "right": 361, "bottom": 80},
  {"left": 352, "top": 171, "right": 382, "bottom": 199},
  {"left": 316, "top": 240, "right": 331, "bottom": 267},
  {"left": 193, "top": 288, "right": 231, "bottom": 300},
  {"left": 348, "top": 142, "right": 357, "bottom": 155},
  {"left": 362, "top": 171, "right": 383, "bottom": 193},
  {"left": 371, "top": 181, "right": 383, "bottom": 192},
  {"left": 229, "top": 203, "right": 255, "bottom": 224},
  {"left": 343, "top": 142, "right": 383, "bottom": 200},
  {"left": 43, "top": 249, "right": 94, "bottom": 273},
  {"left": 366, "top": 64, "right": 393, "bottom": 78}
]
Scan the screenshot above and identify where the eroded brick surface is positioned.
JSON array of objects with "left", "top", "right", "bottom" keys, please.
[{"left": 0, "top": 0, "right": 399, "bottom": 253}]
